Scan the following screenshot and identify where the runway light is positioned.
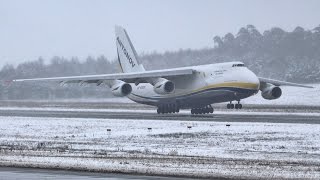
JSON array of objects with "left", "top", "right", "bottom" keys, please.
[
  {"left": 148, "top": 128, "right": 152, "bottom": 132},
  {"left": 187, "top": 126, "right": 192, "bottom": 129},
  {"left": 107, "top": 129, "right": 111, "bottom": 135},
  {"left": 226, "top": 124, "right": 231, "bottom": 127}
]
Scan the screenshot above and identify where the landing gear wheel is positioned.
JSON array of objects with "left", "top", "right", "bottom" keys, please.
[
  {"left": 227, "top": 102, "right": 235, "bottom": 109},
  {"left": 191, "top": 105, "right": 214, "bottom": 115},
  {"left": 158, "top": 104, "right": 180, "bottom": 114},
  {"left": 236, "top": 101, "right": 242, "bottom": 110},
  {"left": 167, "top": 104, "right": 170, "bottom": 113},
  {"left": 227, "top": 101, "right": 243, "bottom": 110}
]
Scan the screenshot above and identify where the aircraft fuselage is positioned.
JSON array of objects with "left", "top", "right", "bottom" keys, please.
[{"left": 128, "top": 61, "right": 260, "bottom": 108}]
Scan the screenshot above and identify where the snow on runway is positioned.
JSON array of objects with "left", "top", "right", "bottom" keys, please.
[
  {"left": 0, "top": 116, "right": 319, "bottom": 179},
  {"left": 0, "top": 106, "right": 320, "bottom": 117}
]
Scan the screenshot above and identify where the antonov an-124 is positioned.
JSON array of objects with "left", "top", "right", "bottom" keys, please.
[{"left": 15, "top": 26, "right": 313, "bottom": 114}]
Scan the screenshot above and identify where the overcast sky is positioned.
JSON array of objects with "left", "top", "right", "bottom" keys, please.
[{"left": 0, "top": 0, "right": 319, "bottom": 67}]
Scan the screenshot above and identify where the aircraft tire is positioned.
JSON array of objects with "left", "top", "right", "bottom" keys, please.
[
  {"left": 191, "top": 106, "right": 214, "bottom": 115},
  {"left": 168, "top": 105, "right": 172, "bottom": 113},
  {"left": 175, "top": 106, "right": 180, "bottom": 113}
]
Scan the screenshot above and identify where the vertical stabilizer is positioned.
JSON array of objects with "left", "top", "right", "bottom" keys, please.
[{"left": 115, "top": 26, "right": 145, "bottom": 73}]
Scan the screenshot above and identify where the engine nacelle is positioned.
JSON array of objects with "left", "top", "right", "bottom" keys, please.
[
  {"left": 110, "top": 81, "right": 132, "bottom": 97},
  {"left": 153, "top": 78, "right": 175, "bottom": 95},
  {"left": 260, "top": 83, "right": 282, "bottom": 100}
]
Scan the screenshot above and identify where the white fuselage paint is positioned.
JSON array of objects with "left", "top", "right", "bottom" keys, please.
[{"left": 127, "top": 61, "right": 260, "bottom": 108}]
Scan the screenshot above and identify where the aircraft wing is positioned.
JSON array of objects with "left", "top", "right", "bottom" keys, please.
[
  {"left": 14, "top": 68, "right": 195, "bottom": 85},
  {"left": 259, "top": 77, "right": 313, "bottom": 88}
]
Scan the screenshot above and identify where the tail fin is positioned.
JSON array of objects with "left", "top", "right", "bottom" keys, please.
[{"left": 115, "top": 26, "right": 145, "bottom": 73}]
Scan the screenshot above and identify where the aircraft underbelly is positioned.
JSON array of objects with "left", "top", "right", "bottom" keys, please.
[
  {"left": 128, "top": 86, "right": 257, "bottom": 108},
  {"left": 177, "top": 88, "right": 256, "bottom": 108}
]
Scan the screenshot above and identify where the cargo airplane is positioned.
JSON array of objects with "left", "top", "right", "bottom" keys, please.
[{"left": 15, "top": 26, "right": 313, "bottom": 114}]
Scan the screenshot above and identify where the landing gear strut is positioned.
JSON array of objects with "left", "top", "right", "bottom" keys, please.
[
  {"left": 191, "top": 105, "right": 214, "bottom": 115},
  {"left": 227, "top": 101, "right": 242, "bottom": 109}
]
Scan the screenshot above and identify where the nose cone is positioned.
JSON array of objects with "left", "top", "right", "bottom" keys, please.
[
  {"left": 246, "top": 69, "right": 260, "bottom": 90},
  {"left": 232, "top": 68, "right": 260, "bottom": 91}
]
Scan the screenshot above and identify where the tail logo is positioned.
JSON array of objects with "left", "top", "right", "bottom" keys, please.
[{"left": 117, "top": 37, "right": 136, "bottom": 68}]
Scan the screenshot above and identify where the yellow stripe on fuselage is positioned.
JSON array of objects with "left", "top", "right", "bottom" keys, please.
[
  {"left": 131, "top": 82, "right": 260, "bottom": 101},
  {"left": 157, "top": 82, "right": 260, "bottom": 98},
  {"left": 197, "top": 82, "right": 260, "bottom": 92}
]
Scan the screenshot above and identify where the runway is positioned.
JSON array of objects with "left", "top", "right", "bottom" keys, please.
[
  {"left": 0, "top": 101, "right": 319, "bottom": 179},
  {"left": 0, "top": 167, "right": 190, "bottom": 180},
  {"left": 0, "top": 108, "right": 319, "bottom": 124}
]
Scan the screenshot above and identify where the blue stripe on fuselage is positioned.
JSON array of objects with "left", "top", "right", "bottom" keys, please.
[{"left": 128, "top": 87, "right": 257, "bottom": 101}]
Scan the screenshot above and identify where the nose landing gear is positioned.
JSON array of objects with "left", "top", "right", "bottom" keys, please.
[
  {"left": 227, "top": 101, "right": 243, "bottom": 109},
  {"left": 227, "top": 102, "right": 234, "bottom": 109}
]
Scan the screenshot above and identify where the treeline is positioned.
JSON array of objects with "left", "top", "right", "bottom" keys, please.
[
  {"left": 139, "top": 25, "right": 320, "bottom": 82},
  {"left": 212, "top": 25, "right": 320, "bottom": 82},
  {"left": 0, "top": 56, "right": 118, "bottom": 100},
  {"left": 0, "top": 25, "right": 319, "bottom": 100}
]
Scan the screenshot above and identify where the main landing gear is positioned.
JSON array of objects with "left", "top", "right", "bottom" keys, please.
[
  {"left": 157, "top": 104, "right": 180, "bottom": 114},
  {"left": 227, "top": 101, "right": 243, "bottom": 109},
  {"left": 191, "top": 105, "right": 214, "bottom": 115}
]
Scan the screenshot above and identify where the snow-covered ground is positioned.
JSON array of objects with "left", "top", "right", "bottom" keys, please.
[
  {"left": 0, "top": 106, "right": 320, "bottom": 116},
  {"left": 0, "top": 116, "right": 319, "bottom": 179}
]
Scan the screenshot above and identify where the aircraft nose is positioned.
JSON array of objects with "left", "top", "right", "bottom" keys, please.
[
  {"left": 247, "top": 71, "right": 260, "bottom": 90},
  {"left": 235, "top": 68, "right": 260, "bottom": 90}
]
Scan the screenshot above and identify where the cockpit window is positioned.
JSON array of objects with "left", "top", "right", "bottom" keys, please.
[{"left": 232, "top": 64, "right": 245, "bottom": 67}]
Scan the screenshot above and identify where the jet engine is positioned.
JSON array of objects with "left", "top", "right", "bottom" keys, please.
[
  {"left": 260, "top": 83, "right": 282, "bottom": 100},
  {"left": 153, "top": 78, "right": 175, "bottom": 95},
  {"left": 110, "top": 81, "right": 132, "bottom": 97}
]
